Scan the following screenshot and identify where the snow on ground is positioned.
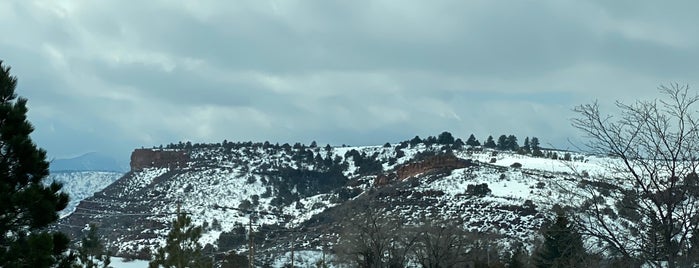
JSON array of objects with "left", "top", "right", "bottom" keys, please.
[
  {"left": 47, "top": 171, "right": 124, "bottom": 218},
  {"left": 111, "top": 257, "right": 149, "bottom": 268},
  {"left": 272, "top": 250, "right": 330, "bottom": 268}
]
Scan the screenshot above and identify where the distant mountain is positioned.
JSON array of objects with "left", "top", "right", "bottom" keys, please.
[
  {"left": 50, "top": 152, "right": 127, "bottom": 172},
  {"left": 47, "top": 171, "right": 124, "bottom": 218}
]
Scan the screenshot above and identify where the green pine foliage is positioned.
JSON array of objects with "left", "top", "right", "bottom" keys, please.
[
  {"left": 531, "top": 137, "right": 543, "bottom": 157},
  {"left": 484, "top": 135, "right": 497, "bottom": 149},
  {"left": 0, "top": 61, "right": 75, "bottom": 267},
  {"left": 437, "top": 131, "right": 455, "bottom": 145},
  {"left": 534, "top": 208, "right": 587, "bottom": 268},
  {"left": 465, "top": 134, "right": 480, "bottom": 147},
  {"left": 496, "top": 135, "right": 509, "bottom": 150},
  {"left": 522, "top": 137, "right": 531, "bottom": 154},
  {"left": 149, "top": 211, "right": 211, "bottom": 268},
  {"left": 77, "top": 224, "right": 111, "bottom": 268}
]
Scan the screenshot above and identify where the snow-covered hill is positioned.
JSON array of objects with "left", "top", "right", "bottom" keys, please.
[
  {"left": 54, "top": 139, "right": 605, "bottom": 266},
  {"left": 47, "top": 171, "right": 124, "bottom": 217}
]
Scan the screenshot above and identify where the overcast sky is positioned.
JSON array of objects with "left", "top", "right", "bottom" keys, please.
[{"left": 2, "top": 1, "right": 698, "bottom": 162}]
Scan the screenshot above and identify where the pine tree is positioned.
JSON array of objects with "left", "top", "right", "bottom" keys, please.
[
  {"left": 484, "top": 135, "right": 496, "bottom": 149},
  {"left": 465, "top": 134, "right": 480, "bottom": 147},
  {"left": 496, "top": 135, "right": 508, "bottom": 150},
  {"left": 77, "top": 224, "right": 111, "bottom": 268},
  {"left": 531, "top": 137, "right": 543, "bottom": 157},
  {"left": 149, "top": 210, "right": 211, "bottom": 268},
  {"left": 534, "top": 208, "right": 587, "bottom": 268},
  {"left": 437, "top": 131, "right": 455, "bottom": 145},
  {"left": 523, "top": 137, "right": 531, "bottom": 154},
  {"left": 506, "top": 135, "right": 519, "bottom": 151},
  {"left": 0, "top": 61, "right": 75, "bottom": 267},
  {"left": 409, "top": 136, "right": 422, "bottom": 147}
]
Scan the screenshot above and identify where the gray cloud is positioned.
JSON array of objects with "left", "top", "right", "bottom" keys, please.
[{"left": 1, "top": 0, "right": 698, "bottom": 161}]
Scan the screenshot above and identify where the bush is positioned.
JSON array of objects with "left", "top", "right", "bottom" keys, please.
[{"left": 466, "top": 183, "right": 491, "bottom": 197}]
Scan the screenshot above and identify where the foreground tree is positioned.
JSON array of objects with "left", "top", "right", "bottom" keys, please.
[
  {"left": 77, "top": 224, "right": 111, "bottom": 268},
  {"left": 534, "top": 208, "right": 588, "bottom": 267},
  {"left": 412, "top": 222, "right": 473, "bottom": 268},
  {"left": 571, "top": 84, "right": 699, "bottom": 267},
  {"left": 0, "top": 61, "right": 74, "bottom": 267},
  {"left": 149, "top": 211, "right": 211, "bottom": 268},
  {"left": 334, "top": 206, "right": 415, "bottom": 268}
]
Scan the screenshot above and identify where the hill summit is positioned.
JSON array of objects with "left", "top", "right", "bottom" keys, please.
[{"left": 54, "top": 133, "right": 598, "bottom": 266}]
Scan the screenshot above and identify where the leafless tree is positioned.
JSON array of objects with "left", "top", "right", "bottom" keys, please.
[
  {"left": 411, "top": 222, "right": 474, "bottom": 268},
  {"left": 571, "top": 84, "right": 699, "bottom": 268},
  {"left": 334, "top": 206, "right": 416, "bottom": 268}
]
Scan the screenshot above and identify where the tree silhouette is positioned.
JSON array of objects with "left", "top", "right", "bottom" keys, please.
[
  {"left": 484, "top": 135, "right": 496, "bottom": 149},
  {"left": 571, "top": 85, "right": 699, "bottom": 267},
  {"left": 465, "top": 134, "right": 480, "bottom": 147},
  {"left": 150, "top": 211, "right": 211, "bottom": 268},
  {"left": 0, "top": 60, "right": 75, "bottom": 267},
  {"left": 534, "top": 208, "right": 587, "bottom": 268}
]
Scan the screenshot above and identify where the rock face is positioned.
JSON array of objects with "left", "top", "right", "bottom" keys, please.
[
  {"left": 374, "top": 153, "right": 474, "bottom": 186},
  {"left": 130, "top": 149, "right": 189, "bottom": 171}
]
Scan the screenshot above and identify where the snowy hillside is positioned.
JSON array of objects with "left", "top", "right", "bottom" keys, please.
[
  {"left": 47, "top": 171, "right": 124, "bottom": 217},
  {"left": 53, "top": 138, "right": 608, "bottom": 266}
]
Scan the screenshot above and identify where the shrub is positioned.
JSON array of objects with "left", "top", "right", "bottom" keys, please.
[{"left": 466, "top": 183, "right": 491, "bottom": 197}]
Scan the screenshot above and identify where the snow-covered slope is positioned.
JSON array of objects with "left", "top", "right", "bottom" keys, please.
[
  {"left": 47, "top": 171, "right": 124, "bottom": 217},
  {"left": 54, "top": 140, "right": 605, "bottom": 266}
]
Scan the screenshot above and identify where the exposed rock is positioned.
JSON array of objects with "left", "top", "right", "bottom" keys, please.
[
  {"left": 374, "top": 153, "right": 474, "bottom": 186},
  {"left": 130, "top": 149, "right": 189, "bottom": 171}
]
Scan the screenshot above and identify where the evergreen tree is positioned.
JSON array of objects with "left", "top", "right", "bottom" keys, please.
[
  {"left": 506, "top": 135, "right": 519, "bottom": 151},
  {"left": 453, "top": 138, "right": 465, "bottom": 149},
  {"left": 0, "top": 61, "right": 75, "bottom": 267},
  {"left": 534, "top": 208, "right": 587, "bottom": 268},
  {"left": 77, "top": 224, "right": 111, "bottom": 268},
  {"left": 409, "top": 136, "right": 422, "bottom": 147},
  {"left": 496, "top": 135, "right": 508, "bottom": 150},
  {"left": 465, "top": 134, "right": 480, "bottom": 147},
  {"left": 523, "top": 137, "right": 531, "bottom": 154},
  {"left": 437, "top": 131, "right": 455, "bottom": 145},
  {"left": 484, "top": 135, "right": 496, "bottom": 149},
  {"left": 149, "top": 210, "right": 211, "bottom": 268},
  {"left": 531, "top": 137, "right": 543, "bottom": 157}
]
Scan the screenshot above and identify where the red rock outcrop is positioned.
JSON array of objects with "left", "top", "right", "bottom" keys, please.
[
  {"left": 374, "top": 154, "right": 473, "bottom": 187},
  {"left": 130, "top": 149, "right": 189, "bottom": 171}
]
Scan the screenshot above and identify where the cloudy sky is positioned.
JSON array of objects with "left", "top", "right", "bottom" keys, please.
[{"left": 1, "top": 1, "right": 698, "bottom": 162}]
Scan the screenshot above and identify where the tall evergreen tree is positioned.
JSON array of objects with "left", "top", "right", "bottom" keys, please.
[
  {"left": 483, "top": 135, "right": 496, "bottom": 149},
  {"left": 0, "top": 61, "right": 74, "bottom": 267},
  {"left": 523, "top": 137, "right": 531, "bottom": 154},
  {"left": 506, "top": 135, "right": 519, "bottom": 151},
  {"left": 534, "top": 208, "right": 587, "bottom": 268},
  {"left": 496, "top": 135, "right": 508, "bottom": 150},
  {"left": 465, "top": 134, "right": 480, "bottom": 147},
  {"left": 149, "top": 210, "right": 211, "bottom": 268},
  {"left": 437, "top": 131, "right": 455, "bottom": 145},
  {"left": 531, "top": 137, "right": 543, "bottom": 157},
  {"left": 409, "top": 136, "right": 422, "bottom": 147},
  {"left": 77, "top": 224, "right": 111, "bottom": 268}
]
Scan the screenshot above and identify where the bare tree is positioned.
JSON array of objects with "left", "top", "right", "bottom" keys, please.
[
  {"left": 334, "top": 206, "right": 416, "bottom": 268},
  {"left": 411, "top": 222, "right": 473, "bottom": 268},
  {"left": 571, "top": 84, "right": 699, "bottom": 267}
]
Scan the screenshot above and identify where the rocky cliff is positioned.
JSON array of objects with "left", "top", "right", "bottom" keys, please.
[
  {"left": 374, "top": 153, "right": 474, "bottom": 186},
  {"left": 130, "top": 149, "right": 189, "bottom": 171}
]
